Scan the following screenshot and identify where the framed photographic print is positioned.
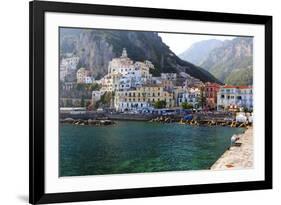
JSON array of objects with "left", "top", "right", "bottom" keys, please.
[{"left": 29, "top": 0, "right": 272, "bottom": 204}]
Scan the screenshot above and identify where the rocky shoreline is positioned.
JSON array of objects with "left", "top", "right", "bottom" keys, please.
[
  {"left": 149, "top": 116, "right": 251, "bottom": 128},
  {"left": 60, "top": 118, "right": 115, "bottom": 126},
  {"left": 61, "top": 115, "right": 251, "bottom": 129}
]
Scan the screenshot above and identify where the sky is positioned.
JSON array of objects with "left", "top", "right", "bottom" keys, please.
[{"left": 158, "top": 33, "right": 235, "bottom": 55}]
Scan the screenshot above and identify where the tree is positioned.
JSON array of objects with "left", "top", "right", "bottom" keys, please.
[
  {"left": 80, "top": 95, "right": 85, "bottom": 107},
  {"left": 181, "top": 102, "right": 193, "bottom": 109},
  {"left": 76, "top": 83, "right": 85, "bottom": 91},
  {"left": 90, "top": 83, "right": 101, "bottom": 91},
  {"left": 65, "top": 99, "right": 72, "bottom": 107},
  {"left": 154, "top": 100, "right": 166, "bottom": 109},
  {"left": 86, "top": 101, "right": 92, "bottom": 110},
  {"left": 94, "top": 91, "right": 114, "bottom": 109},
  {"left": 197, "top": 87, "right": 206, "bottom": 109}
]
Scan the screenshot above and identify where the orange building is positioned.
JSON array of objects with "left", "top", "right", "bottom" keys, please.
[{"left": 204, "top": 82, "right": 221, "bottom": 110}]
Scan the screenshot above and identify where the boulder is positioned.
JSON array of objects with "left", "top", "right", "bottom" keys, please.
[
  {"left": 239, "top": 123, "right": 246, "bottom": 128},
  {"left": 63, "top": 118, "right": 74, "bottom": 123},
  {"left": 104, "top": 120, "right": 113, "bottom": 125}
]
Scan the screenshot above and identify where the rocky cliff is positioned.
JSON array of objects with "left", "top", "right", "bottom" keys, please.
[
  {"left": 179, "top": 39, "right": 223, "bottom": 66},
  {"left": 199, "top": 37, "right": 253, "bottom": 85},
  {"left": 60, "top": 28, "right": 221, "bottom": 83}
]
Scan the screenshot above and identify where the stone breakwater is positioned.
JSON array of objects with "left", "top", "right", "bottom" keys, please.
[
  {"left": 149, "top": 116, "right": 251, "bottom": 128},
  {"left": 60, "top": 118, "right": 115, "bottom": 126},
  {"left": 211, "top": 127, "right": 253, "bottom": 170}
]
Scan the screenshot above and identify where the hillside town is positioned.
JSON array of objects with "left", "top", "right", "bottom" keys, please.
[
  {"left": 60, "top": 48, "right": 253, "bottom": 115},
  {"left": 59, "top": 28, "right": 255, "bottom": 176}
]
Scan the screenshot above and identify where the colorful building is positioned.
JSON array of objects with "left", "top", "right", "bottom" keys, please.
[
  {"left": 217, "top": 85, "right": 253, "bottom": 111},
  {"left": 114, "top": 85, "right": 175, "bottom": 112},
  {"left": 76, "top": 67, "right": 93, "bottom": 84},
  {"left": 204, "top": 82, "right": 221, "bottom": 110},
  {"left": 177, "top": 87, "right": 201, "bottom": 109},
  {"left": 100, "top": 48, "right": 153, "bottom": 92}
]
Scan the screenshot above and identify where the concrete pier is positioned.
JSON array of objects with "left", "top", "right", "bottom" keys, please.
[{"left": 211, "top": 127, "right": 253, "bottom": 170}]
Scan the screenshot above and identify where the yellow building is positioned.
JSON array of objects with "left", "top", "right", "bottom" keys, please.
[
  {"left": 76, "top": 67, "right": 92, "bottom": 84},
  {"left": 114, "top": 84, "right": 175, "bottom": 111}
]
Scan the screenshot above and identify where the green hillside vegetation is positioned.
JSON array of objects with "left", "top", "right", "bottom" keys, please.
[
  {"left": 225, "top": 67, "right": 253, "bottom": 86},
  {"left": 76, "top": 83, "right": 101, "bottom": 92},
  {"left": 94, "top": 92, "right": 114, "bottom": 109},
  {"left": 210, "top": 56, "right": 253, "bottom": 84},
  {"left": 198, "top": 37, "right": 253, "bottom": 86}
]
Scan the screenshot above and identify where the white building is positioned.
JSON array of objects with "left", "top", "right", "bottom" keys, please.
[
  {"left": 100, "top": 48, "right": 153, "bottom": 92},
  {"left": 161, "top": 73, "right": 177, "bottom": 81},
  {"left": 108, "top": 48, "right": 135, "bottom": 75},
  {"left": 61, "top": 56, "right": 79, "bottom": 70},
  {"left": 60, "top": 68, "right": 68, "bottom": 82},
  {"left": 60, "top": 56, "right": 79, "bottom": 81},
  {"left": 181, "top": 72, "right": 203, "bottom": 88},
  {"left": 177, "top": 87, "right": 200, "bottom": 108},
  {"left": 151, "top": 77, "right": 162, "bottom": 85},
  {"left": 217, "top": 86, "right": 253, "bottom": 111},
  {"left": 84, "top": 76, "right": 94, "bottom": 84}
]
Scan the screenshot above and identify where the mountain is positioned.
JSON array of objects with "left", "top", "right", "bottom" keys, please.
[
  {"left": 200, "top": 37, "right": 253, "bottom": 85},
  {"left": 179, "top": 39, "right": 223, "bottom": 66},
  {"left": 60, "top": 28, "right": 221, "bottom": 83},
  {"left": 60, "top": 28, "right": 81, "bottom": 54}
]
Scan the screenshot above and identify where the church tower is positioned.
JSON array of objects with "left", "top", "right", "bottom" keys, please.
[{"left": 121, "top": 48, "right": 128, "bottom": 58}]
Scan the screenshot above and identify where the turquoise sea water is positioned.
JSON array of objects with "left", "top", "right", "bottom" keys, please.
[{"left": 59, "top": 121, "right": 244, "bottom": 176}]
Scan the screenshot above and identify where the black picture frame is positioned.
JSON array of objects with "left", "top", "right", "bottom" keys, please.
[{"left": 29, "top": 0, "right": 272, "bottom": 204}]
